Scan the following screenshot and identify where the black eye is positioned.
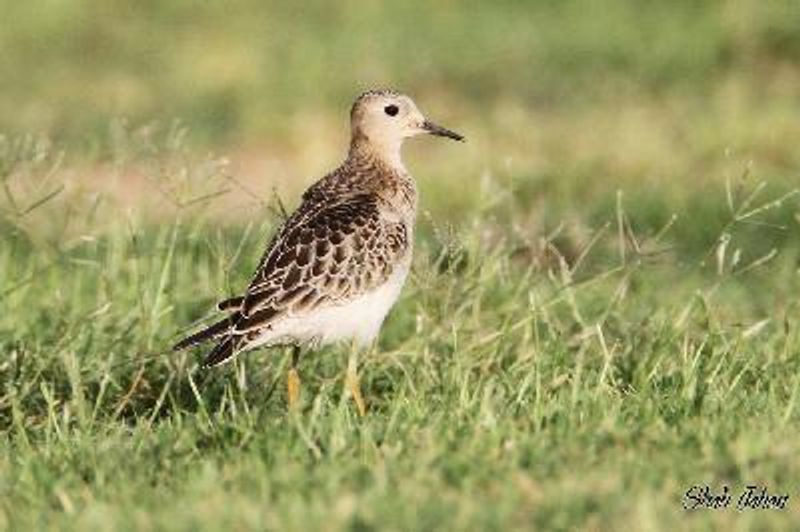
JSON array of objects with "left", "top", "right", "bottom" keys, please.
[{"left": 384, "top": 104, "right": 399, "bottom": 117}]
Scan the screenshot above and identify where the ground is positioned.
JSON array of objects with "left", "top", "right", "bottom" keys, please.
[{"left": 2, "top": 2, "right": 800, "bottom": 530}]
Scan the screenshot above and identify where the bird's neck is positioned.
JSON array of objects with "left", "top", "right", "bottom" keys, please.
[
  {"left": 344, "top": 133, "right": 417, "bottom": 213},
  {"left": 348, "top": 131, "right": 406, "bottom": 172}
]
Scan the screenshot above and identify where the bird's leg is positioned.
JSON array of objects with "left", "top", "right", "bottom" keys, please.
[
  {"left": 287, "top": 345, "right": 301, "bottom": 410},
  {"left": 345, "top": 344, "right": 367, "bottom": 417}
]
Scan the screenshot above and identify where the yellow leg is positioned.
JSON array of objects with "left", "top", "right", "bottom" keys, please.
[
  {"left": 287, "top": 346, "right": 301, "bottom": 410},
  {"left": 346, "top": 349, "right": 367, "bottom": 417},
  {"left": 287, "top": 368, "right": 301, "bottom": 409}
]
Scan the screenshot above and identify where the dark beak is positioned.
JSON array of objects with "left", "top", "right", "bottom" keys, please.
[{"left": 422, "top": 120, "right": 465, "bottom": 142}]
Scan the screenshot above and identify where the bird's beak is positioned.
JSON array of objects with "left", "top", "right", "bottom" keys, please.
[{"left": 421, "top": 120, "right": 465, "bottom": 142}]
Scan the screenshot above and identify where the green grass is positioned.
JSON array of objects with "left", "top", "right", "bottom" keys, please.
[
  {"left": 3, "top": 1, "right": 800, "bottom": 530},
  {"left": 3, "top": 1, "right": 800, "bottom": 148},
  {"left": 1, "top": 133, "right": 800, "bottom": 530}
]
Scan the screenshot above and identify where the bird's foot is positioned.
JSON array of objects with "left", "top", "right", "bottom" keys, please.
[
  {"left": 287, "top": 367, "right": 301, "bottom": 410},
  {"left": 346, "top": 366, "right": 367, "bottom": 417}
]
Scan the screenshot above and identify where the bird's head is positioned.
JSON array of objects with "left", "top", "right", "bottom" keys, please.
[{"left": 349, "top": 89, "right": 463, "bottom": 165}]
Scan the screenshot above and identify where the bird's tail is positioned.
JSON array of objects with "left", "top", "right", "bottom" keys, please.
[
  {"left": 172, "top": 314, "right": 238, "bottom": 351},
  {"left": 216, "top": 296, "right": 244, "bottom": 312},
  {"left": 201, "top": 334, "right": 247, "bottom": 368}
]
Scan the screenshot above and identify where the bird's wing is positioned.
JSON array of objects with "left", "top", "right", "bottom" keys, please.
[
  {"left": 234, "top": 192, "right": 409, "bottom": 334},
  {"left": 172, "top": 192, "right": 410, "bottom": 367}
]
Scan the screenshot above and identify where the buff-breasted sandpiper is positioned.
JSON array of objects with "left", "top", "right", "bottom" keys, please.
[{"left": 173, "top": 89, "right": 464, "bottom": 414}]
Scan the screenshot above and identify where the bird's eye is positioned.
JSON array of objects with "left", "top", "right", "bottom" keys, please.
[{"left": 384, "top": 104, "right": 399, "bottom": 117}]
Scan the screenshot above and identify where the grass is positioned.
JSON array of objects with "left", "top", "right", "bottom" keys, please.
[
  {"left": 3, "top": 1, "right": 800, "bottom": 530},
  {"left": 1, "top": 134, "right": 799, "bottom": 530}
]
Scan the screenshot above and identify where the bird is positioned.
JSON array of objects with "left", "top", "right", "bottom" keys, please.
[{"left": 173, "top": 89, "right": 464, "bottom": 415}]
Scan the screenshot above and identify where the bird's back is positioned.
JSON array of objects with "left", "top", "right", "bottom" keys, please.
[{"left": 174, "top": 150, "right": 417, "bottom": 366}]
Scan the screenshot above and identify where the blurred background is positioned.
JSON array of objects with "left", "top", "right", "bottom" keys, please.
[{"left": 2, "top": 0, "right": 799, "bottom": 255}]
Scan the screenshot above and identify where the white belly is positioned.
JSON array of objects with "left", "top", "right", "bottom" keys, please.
[{"left": 251, "top": 261, "right": 411, "bottom": 349}]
